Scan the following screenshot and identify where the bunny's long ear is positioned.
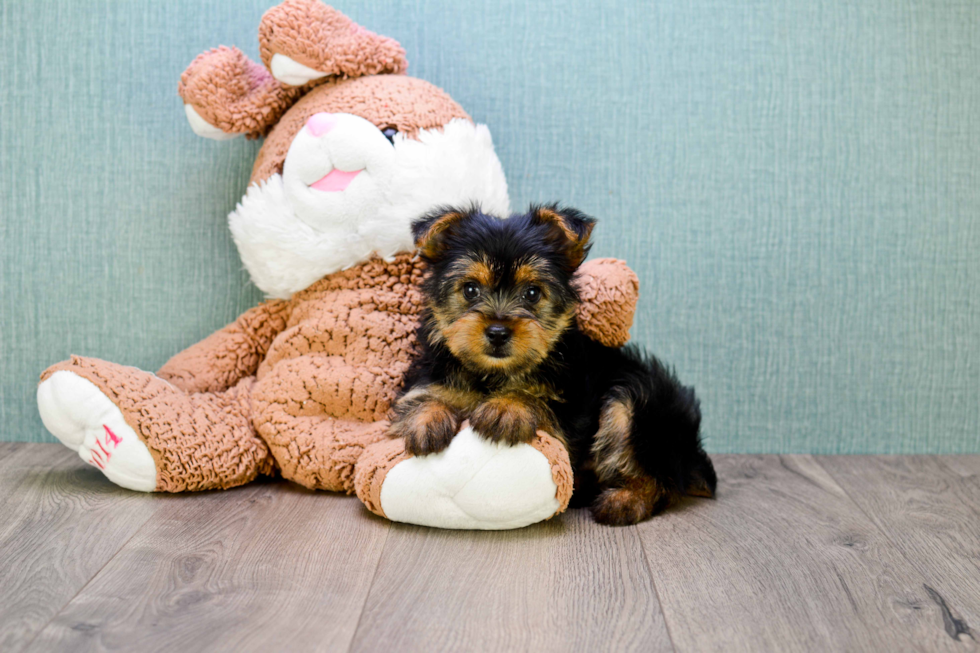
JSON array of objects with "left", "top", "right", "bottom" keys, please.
[
  {"left": 179, "top": 46, "right": 302, "bottom": 140},
  {"left": 179, "top": 0, "right": 408, "bottom": 140},
  {"left": 259, "top": 0, "right": 407, "bottom": 85}
]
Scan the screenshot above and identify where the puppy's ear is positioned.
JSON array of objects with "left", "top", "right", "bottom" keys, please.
[
  {"left": 412, "top": 208, "right": 467, "bottom": 261},
  {"left": 531, "top": 205, "right": 596, "bottom": 269}
]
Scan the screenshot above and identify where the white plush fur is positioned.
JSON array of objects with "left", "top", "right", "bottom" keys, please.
[
  {"left": 37, "top": 371, "right": 157, "bottom": 492},
  {"left": 229, "top": 117, "right": 510, "bottom": 298},
  {"left": 184, "top": 104, "right": 239, "bottom": 141},
  {"left": 270, "top": 53, "right": 329, "bottom": 86},
  {"left": 379, "top": 426, "right": 561, "bottom": 530}
]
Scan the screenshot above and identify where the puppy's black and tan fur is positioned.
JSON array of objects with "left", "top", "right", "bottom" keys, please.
[{"left": 388, "top": 205, "right": 716, "bottom": 525}]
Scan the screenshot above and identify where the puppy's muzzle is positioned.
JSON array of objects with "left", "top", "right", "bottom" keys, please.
[{"left": 485, "top": 323, "right": 512, "bottom": 352}]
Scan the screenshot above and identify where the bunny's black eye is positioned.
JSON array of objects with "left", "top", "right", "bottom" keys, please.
[
  {"left": 462, "top": 282, "right": 481, "bottom": 301},
  {"left": 382, "top": 127, "right": 398, "bottom": 144},
  {"left": 523, "top": 286, "right": 541, "bottom": 304}
]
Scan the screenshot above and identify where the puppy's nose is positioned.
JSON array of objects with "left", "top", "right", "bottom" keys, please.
[
  {"left": 306, "top": 112, "right": 338, "bottom": 137},
  {"left": 485, "top": 324, "right": 512, "bottom": 347}
]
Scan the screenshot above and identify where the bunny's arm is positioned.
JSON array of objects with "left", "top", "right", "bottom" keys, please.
[
  {"left": 573, "top": 258, "right": 640, "bottom": 348},
  {"left": 158, "top": 300, "right": 291, "bottom": 394}
]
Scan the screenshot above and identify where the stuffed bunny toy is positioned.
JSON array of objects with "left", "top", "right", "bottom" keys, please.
[{"left": 37, "top": 0, "right": 639, "bottom": 529}]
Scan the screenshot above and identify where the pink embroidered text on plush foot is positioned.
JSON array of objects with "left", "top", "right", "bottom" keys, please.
[{"left": 88, "top": 425, "right": 123, "bottom": 469}]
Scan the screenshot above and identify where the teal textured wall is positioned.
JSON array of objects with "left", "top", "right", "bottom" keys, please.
[{"left": 2, "top": 1, "right": 978, "bottom": 452}]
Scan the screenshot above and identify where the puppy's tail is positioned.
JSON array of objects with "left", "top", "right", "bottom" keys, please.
[{"left": 628, "top": 351, "right": 716, "bottom": 498}]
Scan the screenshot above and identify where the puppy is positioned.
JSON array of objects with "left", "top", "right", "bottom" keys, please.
[{"left": 388, "top": 205, "right": 716, "bottom": 525}]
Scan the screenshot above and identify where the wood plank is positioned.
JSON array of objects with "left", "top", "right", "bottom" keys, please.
[
  {"left": 819, "top": 455, "right": 980, "bottom": 646},
  {"left": 0, "top": 444, "right": 79, "bottom": 520},
  {"left": 935, "top": 455, "right": 980, "bottom": 478},
  {"left": 0, "top": 442, "right": 29, "bottom": 464},
  {"left": 0, "top": 444, "right": 78, "bottom": 519},
  {"left": 0, "top": 444, "right": 161, "bottom": 652},
  {"left": 350, "top": 508, "right": 671, "bottom": 653},
  {"left": 0, "top": 442, "right": 66, "bottom": 482},
  {"left": 0, "top": 443, "right": 45, "bottom": 495},
  {"left": 637, "top": 455, "right": 969, "bottom": 652},
  {"left": 26, "top": 482, "right": 390, "bottom": 653}
]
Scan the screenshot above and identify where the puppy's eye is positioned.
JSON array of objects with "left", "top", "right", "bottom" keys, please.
[
  {"left": 462, "top": 282, "right": 481, "bottom": 301},
  {"left": 523, "top": 286, "right": 541, "bottom": 304},
  {"left": 382, "top": 127, "right": 398, "bottom": 144}
]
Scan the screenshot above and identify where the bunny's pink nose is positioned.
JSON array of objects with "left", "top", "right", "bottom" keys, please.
[{"left": 306, "top": 113, "right": 338, "bottom": 137}]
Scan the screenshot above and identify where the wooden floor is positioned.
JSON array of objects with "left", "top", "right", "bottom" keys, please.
[{"left": 1, "top": 444, "right": 978, "bottom": 652}]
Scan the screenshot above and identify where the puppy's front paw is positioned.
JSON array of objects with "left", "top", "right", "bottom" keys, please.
[
  {"left": 388, "top": 400, "right": 459, "bottom": 456},
  {"left": 471, "top": 397, "right": 538, "bottom": 446}
]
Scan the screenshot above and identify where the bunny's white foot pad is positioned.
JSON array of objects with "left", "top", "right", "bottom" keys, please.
[
  {"left": 37, "top": 371, "right": 157, "bottom": 492},
  {"left": 379, "top": 426, "right": 561, "bottom": 530}
]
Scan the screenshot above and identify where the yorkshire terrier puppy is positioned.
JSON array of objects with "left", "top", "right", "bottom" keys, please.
[{"left": 388, "top": 205, "right": 716, "bottom": 525}]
